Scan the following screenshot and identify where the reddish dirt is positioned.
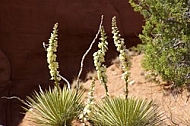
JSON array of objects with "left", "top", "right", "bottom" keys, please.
[{"left": 19, "top": 54, "right": 190, "bottom": 126}]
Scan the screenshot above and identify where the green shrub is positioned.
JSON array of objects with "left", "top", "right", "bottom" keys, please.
[
  {"left": 129, "top": 0, "right": 190, "bottom": 87},
  {"left": 90, "top": 97, "right": 162, "bottom": 126}
]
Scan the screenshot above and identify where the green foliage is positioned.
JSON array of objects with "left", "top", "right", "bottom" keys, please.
[
  {"left": 24, "top": 86, "right": 84, "bottom": 126},
  {"left": 90, "top": 97, "right": 162, "bottom": 126},
  {"left": 129, "top": 0, "right": 190, "bottom": 87},
  {"left": 130, "top": 44, "right": 145, "bottom": 54}
]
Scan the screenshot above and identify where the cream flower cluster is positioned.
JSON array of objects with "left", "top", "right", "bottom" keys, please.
[
  {"left": 93, "top": 26, "right": 109, "bottom": 96},
  {"left": 79, "top": 79, "right": 95, "bottom": 125},
  {"left": 46, "top": 23, "right": 61, "bottom": 83},
  {"left": 112, "top": 16, "right": 130, "bottom": 84}
]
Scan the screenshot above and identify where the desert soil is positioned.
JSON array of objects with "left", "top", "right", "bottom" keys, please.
[{"left": 19, "top": 54, "right": 190, "bottom": 126}]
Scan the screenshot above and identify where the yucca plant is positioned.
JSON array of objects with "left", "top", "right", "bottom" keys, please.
[
  {"left": 90, "top": 97, "right": 162, "bottom": 126},
  {"left": 89, "top": 16, "right": 163, "bottom": 126},
  {"left": 24, "top": 86, "right": 84, "bottom": 126},
  {"left": 23, "top": 23, "right": 83, "bottom": 126}
]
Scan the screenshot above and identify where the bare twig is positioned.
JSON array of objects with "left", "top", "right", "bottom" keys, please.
[
  {"left": 1, "top": 96, "right": 25, "bottom": 104},
  {"left": 76, "top": 15, "right": 104, "bottom": 92},
  {"left": 58, "top": 73, "right": 71, "bottom": 90}
]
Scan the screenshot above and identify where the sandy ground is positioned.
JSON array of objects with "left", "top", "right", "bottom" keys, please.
[{"left": 19, "top": 54, "right": 190, "bottom": 126}]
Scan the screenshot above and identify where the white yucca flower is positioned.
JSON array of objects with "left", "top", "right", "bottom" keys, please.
[
  {"left": 46, "top": 23, "right": 61, "bottom": 84},
  {"left": 112, "top": 16, "right": 130, "bottom": 98},
  {"left": 79, "top": 79, "right": 96, "bottom": 125},
  {"left": 93, "top": 26, "right": 109, "bottom": 96}
]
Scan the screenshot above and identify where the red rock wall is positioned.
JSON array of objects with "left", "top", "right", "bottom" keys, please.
[{"left": 0, "top": 0, "right": 143, "bottom": 125}]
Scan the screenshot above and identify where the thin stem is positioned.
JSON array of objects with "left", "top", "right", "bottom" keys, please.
[
  {"left": 1, "top": 96, "right": 25, "bottom": 104},
  {"left": 125, "top": 82, "right": 128, "bottom": 99},
  {"left": 76, "top": 15, "right": 104, "bottom": 92},
  {"left": 103, "top": 82, "right": 109, "bottom": 97},
  {"left": 58, "top": 73, "right": 71, "bottom": 90}
]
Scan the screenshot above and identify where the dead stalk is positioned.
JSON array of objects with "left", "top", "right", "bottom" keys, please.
[{"left": 76, "top": 15, "right": 104, "bottom": 92}]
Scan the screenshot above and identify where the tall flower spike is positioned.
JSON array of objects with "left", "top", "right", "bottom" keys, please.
[
  {"left": 46, "top": 23, "right": 60, "bottom": 86},
  {"left": 93, "top": 26, "right": 109, "bottom": 97},
  {"left": 79, "top": 78, "right": 96, "bottom": 125},
  {"left": 45, "top": 23, "right": 70, "bottom": 89},
  {"left": 112, "top": 16, "right": 130, "bottom": 99}
]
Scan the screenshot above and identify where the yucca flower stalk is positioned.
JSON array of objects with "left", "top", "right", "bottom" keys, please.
[
  {"left": 46, "top": 23, "right": 60, "bottom": 86},
  {"left": 23, "top": 23, "right": 84, "bottom": 125},
  {"left": 79, "top": 78, "right": 96, "bottom": 125},
  {"left": 45, "top": 23, "right": 70, "bottom": 89},
  {"left": 93, "top": 26, "right": 109, "bottom": 97},
  {"left": 112, "top": 16, "right": 130, "bottom": 99}
]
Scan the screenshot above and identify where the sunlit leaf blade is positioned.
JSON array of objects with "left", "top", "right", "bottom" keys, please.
[
  {"left": 90, "top": 97, "right": 163, "bottom": 126},
  {"left": 23, "top": 86, "right": 84, "bottom": 126}
]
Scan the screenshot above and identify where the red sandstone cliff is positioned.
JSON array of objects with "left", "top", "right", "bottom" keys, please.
[{"left": 0, "top": 0, "right": 143, "bottom": 125}]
